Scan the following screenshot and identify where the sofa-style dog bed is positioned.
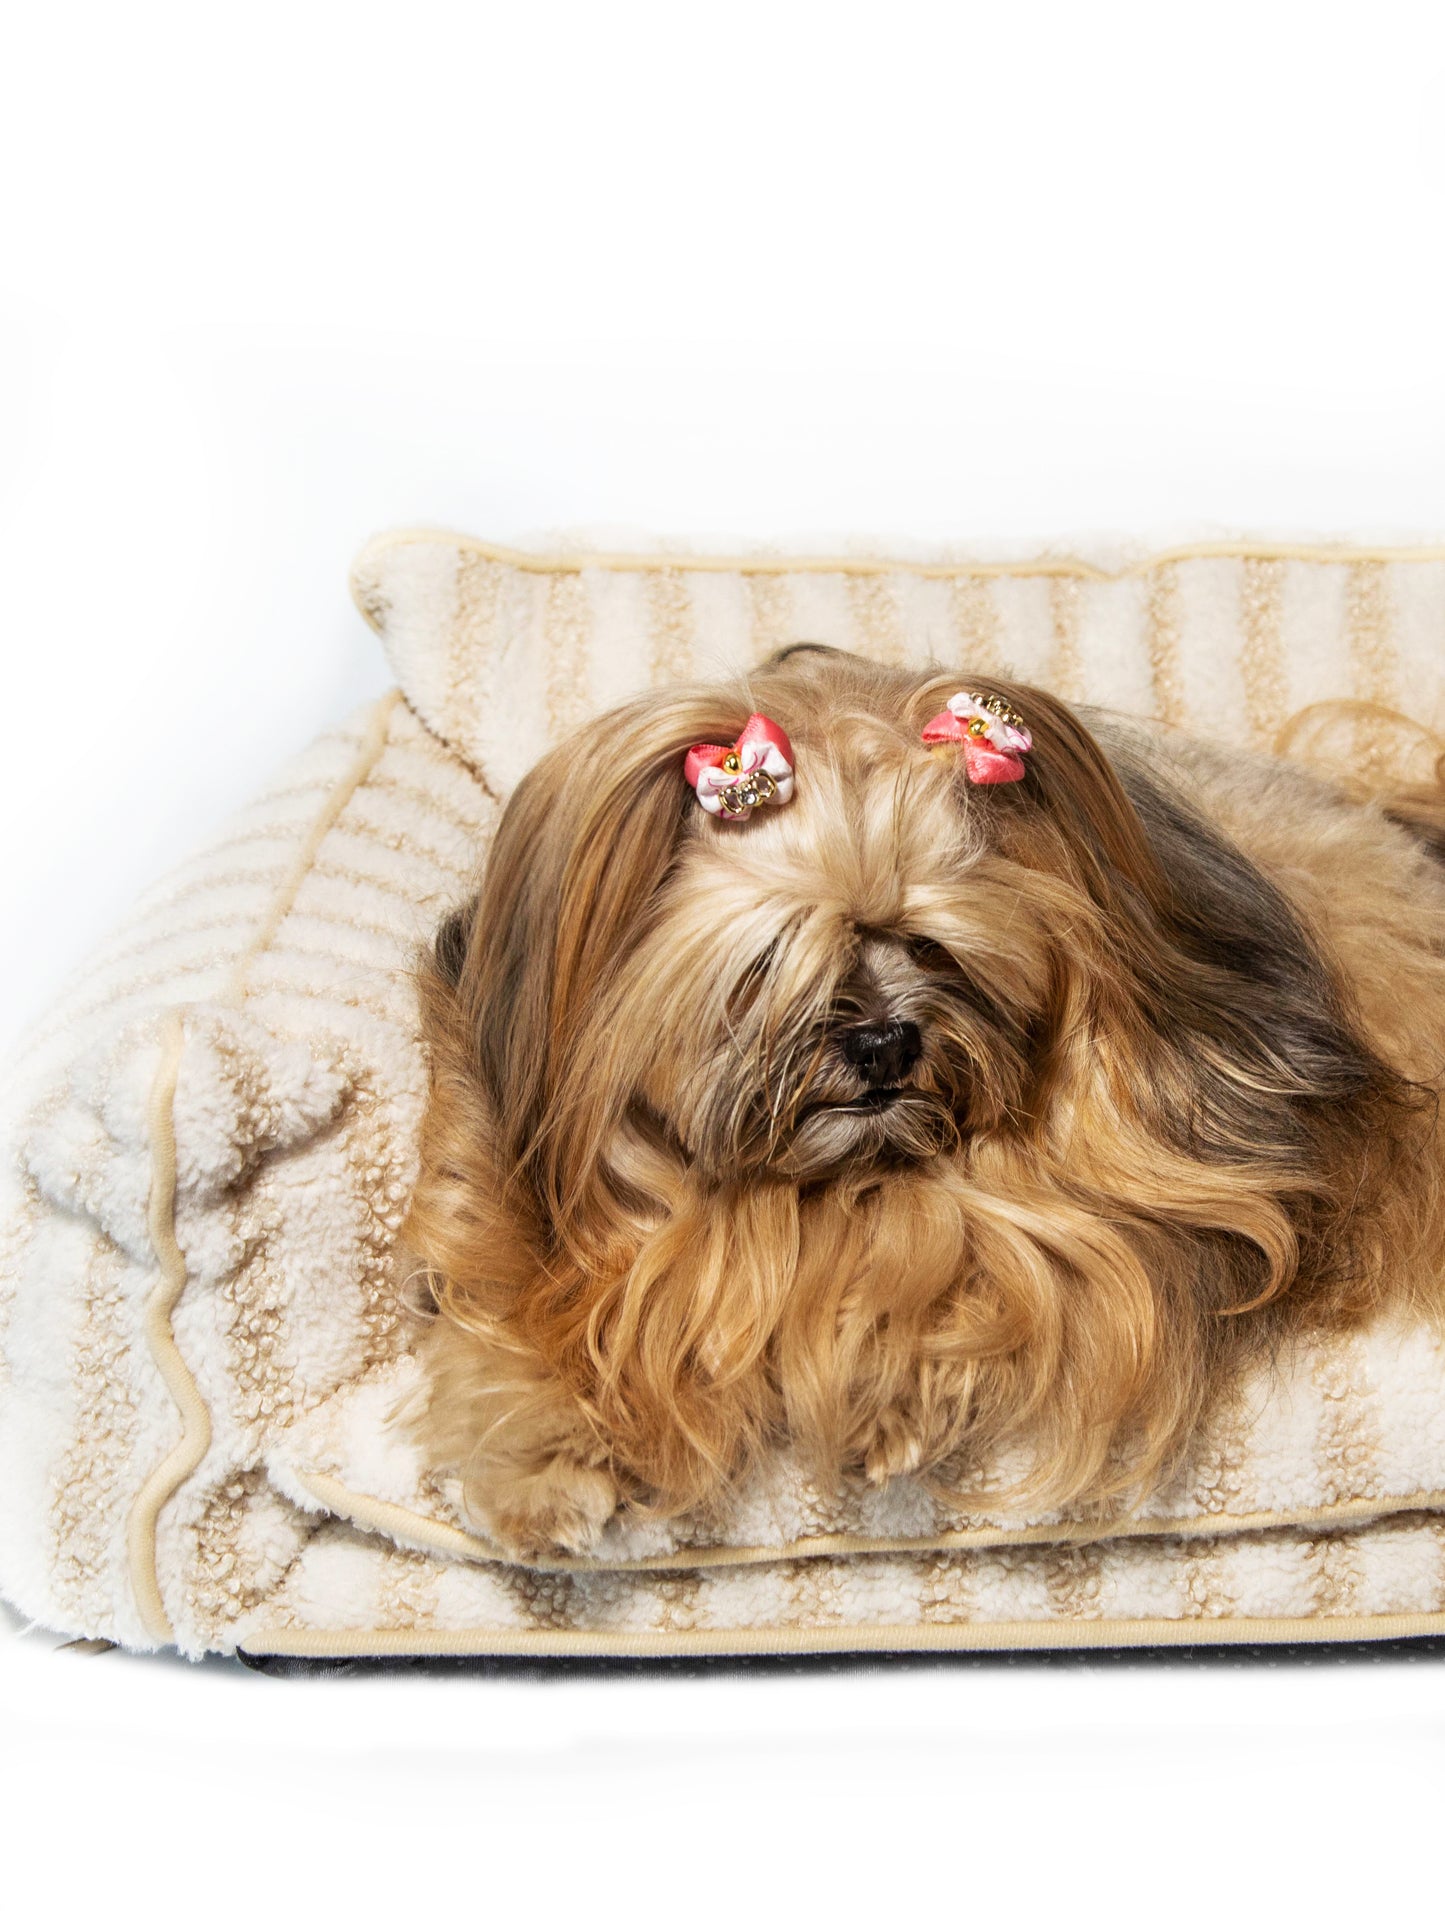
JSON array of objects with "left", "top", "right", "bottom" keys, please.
[{"left": 5, "top": 528, "right": 1445, "bottom": 1661}]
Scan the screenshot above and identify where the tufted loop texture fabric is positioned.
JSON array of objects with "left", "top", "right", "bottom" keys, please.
[{"left": 21, "top": 1008, "right": 351, "bottom": 1265}]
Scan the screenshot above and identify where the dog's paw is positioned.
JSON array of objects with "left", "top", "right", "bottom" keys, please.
[
  {"left": 860, "top": 1410, "right": 925, "bottom": 1489},
  {"left": 483, "top": 1455, "right": 620, "bottom": 1562}
]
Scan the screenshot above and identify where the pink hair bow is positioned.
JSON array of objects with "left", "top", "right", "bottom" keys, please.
[
  {"left": 921, "top": 692, "right": 1032, "bottom": 784},
  {"left": 685, "top": 714, "right": 796, "bottom": 819}
]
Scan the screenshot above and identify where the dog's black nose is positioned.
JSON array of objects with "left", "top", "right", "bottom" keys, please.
[{"left": 840, "top": 1019, "right": 922, "bottom": 1086}]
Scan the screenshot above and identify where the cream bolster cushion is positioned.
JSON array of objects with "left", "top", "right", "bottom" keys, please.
[{"left": 4, "top": 529, "right": 1445, "bottom": 1660}]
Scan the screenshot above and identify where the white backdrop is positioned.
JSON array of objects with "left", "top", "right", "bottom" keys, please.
[{"left": 4, "top": 2, "right": 1444, "bottom": 1902}]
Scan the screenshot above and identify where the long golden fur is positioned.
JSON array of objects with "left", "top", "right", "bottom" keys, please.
[{"left": 403, "top": 647, "right": 1445, "bottom": 1558}]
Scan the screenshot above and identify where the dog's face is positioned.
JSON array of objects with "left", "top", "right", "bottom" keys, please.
[
  {"left": 618, "top": 699, "right": 1050, "bottom": 1183},
  {"left": 454, "top": 647, "right": 1167, "bottom": 1201}
]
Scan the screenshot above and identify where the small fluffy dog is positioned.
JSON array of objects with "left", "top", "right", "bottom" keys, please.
[{"left": 404, "top": 646, "right": 1445, "bottom": 1558}]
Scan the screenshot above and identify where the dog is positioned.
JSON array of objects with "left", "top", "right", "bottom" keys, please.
[{"left": 402, "top": 645, "right": 1445, "bottom": 1559}]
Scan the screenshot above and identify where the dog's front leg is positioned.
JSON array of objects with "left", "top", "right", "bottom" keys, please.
[
  {"left": 422, "top": 1319, "right": 620, "bottom": 1561},
  {"left": 859, "top": 1405, "right": 928, "bottom": 1488}
]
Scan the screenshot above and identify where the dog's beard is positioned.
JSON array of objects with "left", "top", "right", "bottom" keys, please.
[{"left": 781, "top": 1090, "right": 952, "bottom": 1178}]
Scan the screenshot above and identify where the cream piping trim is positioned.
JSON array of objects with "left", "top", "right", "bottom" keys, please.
[
  {"left": 351, "top": 527, "right": 1445, "bottom": 629},
  {"left": 127, "top": 692, "right": 403, "bottom": 1643},
  {"left": 125, "top": 1010, "right": 211, "bottom": 1642},
  {"left": 241, "top": 1609, "right": 1445, "bottom": 1659},
  {"left": 292, "top": 1468, "right": 1445, "bottom": 1575}
]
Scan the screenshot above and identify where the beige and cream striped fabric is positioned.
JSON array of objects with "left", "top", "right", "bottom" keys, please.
[
  {"left": 4, "top": 528, "right": 1445, "bottom": 1661},
  {"left": 351, "top": 529, "right": 1445, "bottom": 797}
]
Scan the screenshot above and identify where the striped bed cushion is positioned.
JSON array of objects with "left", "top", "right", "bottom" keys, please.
[{"left": 351, "top": 528, "right": 1445, "bottom": 795}]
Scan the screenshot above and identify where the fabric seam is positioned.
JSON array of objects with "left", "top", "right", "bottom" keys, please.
[
  {"left": 239, "top": 1608, "right": 1445, "bottom": 1659},
  {"left": 124, "top": 1011, "right": 211, "bottom": 1640},
  {"left": 350, "top": 528, "right": 1445, "bottom": 631},
  {"left": 287, "top": 1467, "right": 1445, "bottom": 1576}
]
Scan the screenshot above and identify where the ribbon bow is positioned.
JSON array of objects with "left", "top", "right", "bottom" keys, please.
[
  {"left": 685, "top": 714, "right": 796, "bottom": 819},
  {"left": 921, "top": 692, "right": 1033, "bottom": 784}
]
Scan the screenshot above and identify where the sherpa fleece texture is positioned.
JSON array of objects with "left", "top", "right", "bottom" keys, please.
[{"left": 5, "top": 530, "right": 1445, "bottom": 1660}]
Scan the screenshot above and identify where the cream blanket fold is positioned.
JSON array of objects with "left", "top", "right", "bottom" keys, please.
[{"left": 4, "top": 530, "right": 1445, "bottom": 1660}]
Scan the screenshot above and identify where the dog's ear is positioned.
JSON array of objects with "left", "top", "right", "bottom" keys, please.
[
  {"left": 452, "top": 693, "right": 747, "bottom": 1160},
  {"left": 942, "top": 677, "right": 1171, "bottom": 912}
]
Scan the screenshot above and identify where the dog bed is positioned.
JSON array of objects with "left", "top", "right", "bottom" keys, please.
[{"left": 5, "top": 528, "right": 1445, "bottom": 1661}]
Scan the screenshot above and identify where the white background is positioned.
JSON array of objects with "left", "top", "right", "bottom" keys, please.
[{"left": 4, "top": 2, "right": 1445, "bottom": 1903}]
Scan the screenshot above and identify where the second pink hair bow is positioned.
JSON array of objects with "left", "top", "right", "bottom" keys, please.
[{"left": 922, "top": 692, "right": 1033, "bottom": 784}]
